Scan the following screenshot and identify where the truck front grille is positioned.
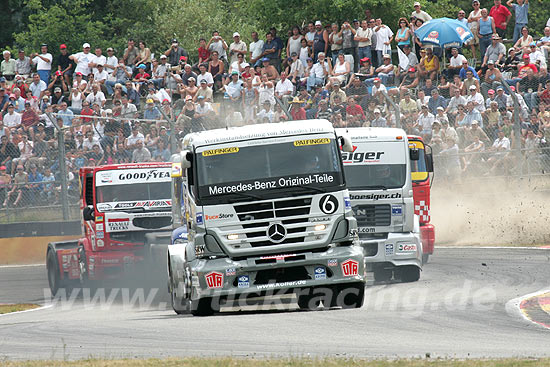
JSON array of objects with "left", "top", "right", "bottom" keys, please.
[
  {"left": 132, "top": 216, "right": 172, "bottom": 229},
  {"left": 233, "top": 198, "right": 312, "bottom": 247},
  {"left": 353, "top": 204, "right": 391, "bottom": 227}
]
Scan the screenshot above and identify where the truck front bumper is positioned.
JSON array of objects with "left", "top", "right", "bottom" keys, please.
[
  {"left": 185, "top": 246, "right": 365, "bottom": 300},
  {"left": 360, "top": 232, "right": 422, "bottom": 269}
]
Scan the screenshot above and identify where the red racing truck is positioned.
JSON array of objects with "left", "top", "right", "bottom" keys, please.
[
  {"left": 46, "top": 162, "right": 173, "bottom": 294},
  {"left": 408, "top": 136, "right": 434, "bottom": 264}
]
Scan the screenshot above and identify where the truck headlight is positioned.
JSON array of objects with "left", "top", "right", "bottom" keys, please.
[
  {"left": 226, "top": 234, "right": 239, "bottom": 241},
  {"left": 314, "top": 224, "right": 326, "bottom": 231}
]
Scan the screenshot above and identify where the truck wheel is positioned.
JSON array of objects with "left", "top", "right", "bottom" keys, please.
[
  {"left": 422, "top": 253, "right": 430, "bottom": 265},
  {"left": 331, "top": 283, "right": 365, "bottom": 309},
  {"left": 396, "top": 266, "right": 421, "bottom": 283},
  {"left": 47, "top": 249, "right": 64, "bottom": 296},
  {"left": 170, "top": 289, "right": 188, "bottom": 315},
  {"left": 191, "top": 297, "right": 218, "bottom": 316},
  {"left": 373, "top": 267, "right": 393, "bottom": 282}
]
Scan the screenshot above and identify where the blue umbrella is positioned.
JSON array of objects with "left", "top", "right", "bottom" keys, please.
[{"left": 414, "top": 17, "right": 473, "bottom": 48}]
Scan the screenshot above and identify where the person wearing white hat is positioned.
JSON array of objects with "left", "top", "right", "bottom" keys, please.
[
  {"left": 411, "top": 2, "right": 432, "bottom": 23},
  {"left": 229, "top": 32, "right": 247, "bottom": 65},
  {"left": 70, "top": 43, "right": 94, "bottom": 77}
]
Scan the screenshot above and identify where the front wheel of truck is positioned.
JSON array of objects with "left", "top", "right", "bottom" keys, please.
[
  {"left": 47, "top": 249, "right": 64, "bottom": 296},
  {"left": 330, "top": 283, "right": 365, "bottom": 309},
  {"left": 191, "top": 297, "right": 219, "bottom": 316}
]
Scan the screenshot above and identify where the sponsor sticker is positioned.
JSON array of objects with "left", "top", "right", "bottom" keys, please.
[
  {"left": 205, "top": 271, "right": 224, "bottom": 288},
  {"left": 96, "top": 239, "right": 104, "bottom": 247},
  {"left": 341, "top": 259, "right": 359, "bottom": 277},
  {"left": 205, "top": 213, "right": 234, "bottom": 221},
  {"left": 96, "top": 231, "right": 104, "bottom": 239},
  {"left": 392, "top": 206, "right": 402, "bottom": 216},
  {"left": 108, "top": 218, "right": 130, "bottom": 231},
  {"left": 98, "top": 172, "right": 112, "bottom": 184},
  {"left": 398, "top": 244, "right": 417, "bottom": 252},
  {"left": 256, "top": 280, "right": 306, "bottom": 290},
  {"left": 237, "top": 275, "right": 250, "bottom": 288},
  {"left": 201, "top": 147, "right": 239, "bottom": 156},
  {"left": 327, "top": 259, "right": 338, "bottom": 267},
  {"left": 171, "top": 162, "right": 182, "bottom": 177},
  {"left": 196, "top": 212, "right": 204, "bottom": 225},
  {"left": 293, "top": 138, "right": 330, "bottom": 146},
  {"left": 385, "top": 243, "right": 394, "bottom": 256},
  {"left": 95, "top": 223, "right": 104, "bottom": 231},
  {"left": 314, "top": 266, "right": 327, "bottom": 280},
  {"left": 358, "top": 227, "right": 375, "bottom": 233},
  {"left": 95, "top": 215, "right": 103, "bottom": 222},
  {"left": 260, "top": 254, "right": 297, "bottom": 260},
  {"left": 226, "top": 268, "right": 236, "bottom": 276},
  {"left": 344, "top": 196, "right": 352, "bottom": 210}
]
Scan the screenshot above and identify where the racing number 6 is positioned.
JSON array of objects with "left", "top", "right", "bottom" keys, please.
[{"left": 319, "top": 194, "right": 339, "bottom": 214}]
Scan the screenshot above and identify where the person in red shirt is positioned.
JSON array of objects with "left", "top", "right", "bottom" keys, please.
[
  {"left": 197, "top": 38, "right": 211, "bottom": 65},
  {"left": 80, "top": 101, "right": 94, "bottom": 123},
  {"left": 289, "top": 97, "right": 306, "bottom": 120},
  {"left": 345, "top": 97, "right": 365, "bottom": 126},
  {"left": 489, "top": 0, "right": 512, "bottom": 38},
  {"left": 133, "top": 64, "right": 150, "bottom": 95}
]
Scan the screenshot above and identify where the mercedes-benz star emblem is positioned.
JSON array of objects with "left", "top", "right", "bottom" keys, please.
[{"left": 267, "top": 223, "right": 287, "bottom": 243}]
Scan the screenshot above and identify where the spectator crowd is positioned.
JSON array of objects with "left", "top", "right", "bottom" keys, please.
[{"left": 1, "top": 0, "right": 550, "bottom": 206}]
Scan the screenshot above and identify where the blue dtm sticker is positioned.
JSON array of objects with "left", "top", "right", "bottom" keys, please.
[
  {"left": 314, "top": 266, "right": 327, "bottom": 280},
  {"left": 392, "top": 206, "right": 402, "bottom": 216},
  {"left": 226, "top": 268, "right": 236, "bottom": 276},
  {"left": 344, "top": 196, "right": 352, "bottom": 210},
  {"left": 196, "top": 212, "right": 204, "bottom": 225},
  {"left": 385, "top": 243, "right": 394, "bottom": 256},
  {"left": 237, "top": 275, "right": 250, "bottom": 288}
]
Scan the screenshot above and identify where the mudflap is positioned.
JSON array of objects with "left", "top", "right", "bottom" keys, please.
[{"left": 420, "top": 224, "right": 435, "bottom": 255}]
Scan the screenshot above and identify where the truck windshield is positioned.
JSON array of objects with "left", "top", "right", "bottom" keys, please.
[
  {"left": 343, "top": 164, "right": 406, "bottom": 190},
  {"left": 95, "top": 168, "right": 171, "bottom": 211},
  {"left": 196, "top": 137, "right": 345, "bottom": 203}
]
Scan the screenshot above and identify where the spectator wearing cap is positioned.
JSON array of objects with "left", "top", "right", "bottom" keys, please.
[
  {"left": 477, "top": 8, "right": 497, "bottom": 62},
  {"left": 329, "top": 80, "right": 347, "bottom": 107},
  {"left": 132, "top": 64, "right": 150, "bottom": 94},
  {"left": 418, "top": 47, "right": 439, "bottom": 82},
  {"left": 275, "top": 71, "right": 294, "bottom": 106},
  {"left": 3, "top": 104, "right": 21, "bottom": 129},
  {"left": 223, "top": 71, "right": 243, "bottom": 106},
  {"left": 373, "top": 19, "right": 394, "bottom": 67},
  {"left": 143, "top": 99, "right": 161, "bottom": 120},
  {"left": 196, "top": 78, "right": 214, "bottom": 102},
  {"left": 85, "top": 83, "right": 106, "bottom": 108},
  {"left": 518, "top": 68, "right": 539, "bottom": 109},
  {"left": 0, "top": 87, "right": 8, "bottom": 112},
  {"left": 196, "top": 63, "right": 214, "bottom": 89},
  {"left": 489, "top": 0, "right": 512, "bottom": 39},
  {"left": 121, "top": 94, "right": 138, "bottom": 118},
  {"left": 29, "top": 73, "right": 47, "bottom": 99},
  {"left": 374, "top": 54, "right": 395, "bottom": 86},
  {"left": 93, "top": 63, "right": 109, "bottom": 88},
  {"left": 260, "top": 57, "right": 279, "bottom": 81},
  {"left": 505, "top": 53, "right": 537, "bottom": 87},
  {"left": 287, "top": 52, "right": 305, "bottom": 85},
  {"left": 481, "top": 60, "right": 502, "bottom": 96},
  {"left": 15, "top": 50, "right": 31, "bottom": 80},
  {"left": 30, "top": 44, "right": 52, "bottom": 84},
  {"left": 56, "top": 44, "right": 73, "bottom": 85},
  {"left": 207, "top": 31, "right": 228, "bottom": 63},
  {"left": 47, "top": 67, "right": 68, "bottom": 95},
  {"left": 165, "top": 38, "right": 189, "bottom": 67},
  {"left": 195, "top": 94, "right": 215, "bottom": 120},
  {"left": 288, "top": 96, "right": 306, "bottom": 120},
  {"left": 399, "top": 91, "right": 419, "bottom": 118},
  {"left": 57, "top": 101, "right": 74, "bottom": 127},
  {"left": 104, "top": 47, "right": 118, "bottom": 74},
  {"left": 1, "top": 51, "right": 16, "bottom": 82},
  {"left": 229, "top": 32, "right": 247, "bottom": 65},
  {"left": 466, "top": 84, "right": 486, "bottom": 113},
  {"left": 70, "top": 43, "right": 94, "bottom": 78},
  {"left": 369, "top": 107, "right": 386, "bottom": 127},
  {"left": 256, "top": 100, "right": 274, "bottom": 123},
  {"left": 412, "top": 2, "right": 432, "bottom": 22},
  {"left": 311, "top": 21, "right": 328, "bottom": 62},
  {"left": 482, "top": 34, "right": 506, "bottom": 72},
  {"left": 150, "top": 56, "right": 169, "bottom": 90},
  {"left": 51, "top": 86, "right": 66, "bottom": 106}
]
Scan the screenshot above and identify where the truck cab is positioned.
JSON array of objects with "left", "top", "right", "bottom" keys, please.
[
  {"left": 167, "top": 120, "right": 366, "bottom": 316},
  {"left": 337, "top": 127, "right": 422, "bottom": 282},
  {"left": 46, "top": 163, "right": 173, "bottom": 294}
]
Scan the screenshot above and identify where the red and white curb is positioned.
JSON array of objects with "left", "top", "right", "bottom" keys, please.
[{"left": 506, "top": 288, "right": 550, "bottom": 330}]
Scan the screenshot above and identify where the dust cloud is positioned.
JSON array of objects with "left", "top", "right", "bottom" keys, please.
[{"left": 431, "top": 181, "right": 550, "bottom": 246}]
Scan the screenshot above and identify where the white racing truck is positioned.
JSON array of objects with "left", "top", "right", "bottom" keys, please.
[
  {"left": 337, "top": 127, "right": 422, "bottom": 283},
  {"left": 167, "top": 120, "right": 366, "bottom": 316}
]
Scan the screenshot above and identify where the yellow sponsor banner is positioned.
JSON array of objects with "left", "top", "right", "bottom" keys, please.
[
  {"left": 293, "top": 138, "right": 330, "bottom": 147},
  {"left": 201, "top": 147, "right": 239, "bottom": 156}
]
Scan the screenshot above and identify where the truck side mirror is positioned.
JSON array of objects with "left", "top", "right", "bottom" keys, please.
[
  {"left": 409, "top": 148, "right": 420, "bottom": 161},
  {"left": 425, "top": 144, "right": 434, "bottom": 173},
  {"left": 181, "top": 150, "right": 192, "bottom": 169},
  {"left": 339, "top": 135, "right": 354, "bottom": 152},
  {"left": 83, "top": 206, "right": 95, "bottom": 221}
]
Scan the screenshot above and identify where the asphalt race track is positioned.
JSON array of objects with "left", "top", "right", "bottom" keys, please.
[{"left": 1, "top": 247, "right": 549, "bottom": 361}]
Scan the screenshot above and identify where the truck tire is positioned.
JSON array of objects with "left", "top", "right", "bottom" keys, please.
[
  {"left": 330, "top": 283, "right": 365, "bottom": 309},
  {"left": 296, "top": 293, "right": 321, "bottom": 311},
  {"left": 191, "top": 297, "right": 218, "bottom": 316},
  {"left": 170, "top": 289, "right": 188, "bottom": 315},
  {"left": 422, "top": 253, "right": 430, "bottom": 265},
  {"left": 396, "top": 266, "right": 421, "bottom": 283},
  {"left": 47, "top": 249, "right": 64, "bottom": 296}
]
